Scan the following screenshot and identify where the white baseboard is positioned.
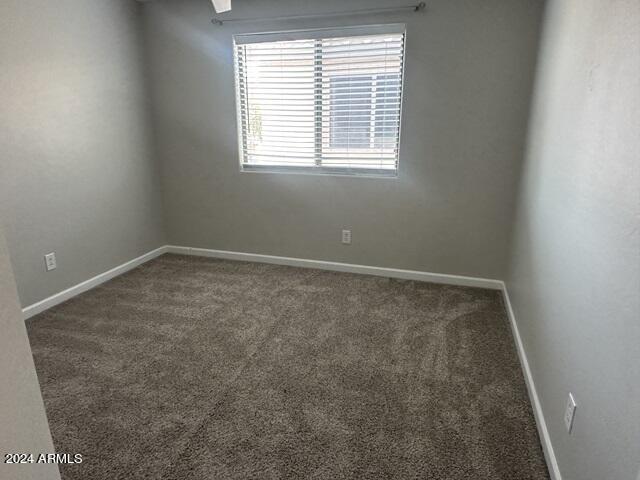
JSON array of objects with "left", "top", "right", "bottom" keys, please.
[
  {"left": 22, "top": 246, "right": 168, "bottom": 319},
  {"left": 20, "top": 244, "right": 502, "bottom": 319},
  {"left": 501, "top": 285, "right": 561, "bottom": 480},
  {"left": 166, "top": 245, "right": 504, "bottom": 290}
]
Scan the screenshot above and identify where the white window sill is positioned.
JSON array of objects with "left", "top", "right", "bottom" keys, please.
[{"left": 240, "top": 164, "right": 398, "bottom": 179}]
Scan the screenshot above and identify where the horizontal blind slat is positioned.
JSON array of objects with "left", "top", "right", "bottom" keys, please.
[
  {"left": 238, "top": 65, "right": 402, "bottom": 74},
  {"left": 239, "top": 56, "right": 402, "bottom": 65},
  {"left": 236, "top": 40, "right": 403, "bottom": 52},
  {"left": 248, "top": 154, "right": 396, "bottom": 162}
]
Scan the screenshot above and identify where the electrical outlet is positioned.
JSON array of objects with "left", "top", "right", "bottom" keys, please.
[
  {"left": 564, "top": 392, "right": 577, "bottom": 433},
  {"left": 44, "top": 252, "right": 57, "bottom": 271},
  {"left": 341, "top": 229, "right": 352, "bottom": 245}
]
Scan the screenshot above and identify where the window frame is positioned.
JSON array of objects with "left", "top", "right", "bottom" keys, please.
[{"left": 233, "top": 24, "right": 407, "bottom": 178}]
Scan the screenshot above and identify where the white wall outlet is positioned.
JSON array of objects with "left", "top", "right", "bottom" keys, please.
[
  {"left": 341, "top": 229, "right": 352, "bottom": 245},
  {"left": 564, "top": 392, "right": 577, "bottom": 434},
  {"left": 44, "top": 252, "right": 57, "bottom": 271}
]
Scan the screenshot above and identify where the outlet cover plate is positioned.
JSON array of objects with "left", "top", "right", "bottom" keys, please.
[
  {"left": 44, "top": 252, "right": 57, "bottom": 271},
  {"left": 564, "top": 392, "right": 577, "bottom": 433}
]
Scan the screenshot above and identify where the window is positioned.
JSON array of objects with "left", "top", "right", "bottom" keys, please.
[{"left": 234, "top": 25, "right": 406, "bottom": 177}]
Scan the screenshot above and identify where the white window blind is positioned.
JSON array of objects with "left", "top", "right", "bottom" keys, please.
[{"left": 234, "top": 25, "right": 406, "bottom": 176}]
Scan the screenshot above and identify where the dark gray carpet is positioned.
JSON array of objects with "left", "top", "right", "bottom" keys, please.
[{"left": 27, "top": 254, "right": 550, "bottom": 479}]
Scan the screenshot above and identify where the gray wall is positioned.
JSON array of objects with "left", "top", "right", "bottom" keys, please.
[
  {"left": 0, "top": 225, "right": 60, "bottom": 480},
  {"left": 506, "top": 1, "right": 640, "bottom": 479},
  {"left": 0, "top": 0, "right": 166, "bottom": 307},
  {"left": 143, "top": 0, "right": 543, "bottom": 280}
]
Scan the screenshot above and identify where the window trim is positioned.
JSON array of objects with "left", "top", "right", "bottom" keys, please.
[{"left": 233, "top": 24, "right": 407, "bottom": 178}]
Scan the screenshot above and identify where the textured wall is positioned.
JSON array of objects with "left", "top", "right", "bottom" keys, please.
[
  {"left": 506, "top": 1, "right": 640, "bottom": 479},
  {"left": 0, "top": 226, "right": 60, "bottom": 480},
  {"left": 0, "top": 0, "right": 166, "bottom": 307},
  {"left": 142, "top": 0, "right": 543, "bottom": 280}
]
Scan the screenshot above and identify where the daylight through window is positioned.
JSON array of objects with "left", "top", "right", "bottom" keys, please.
[{"left": 234, "top": 26, "right": 406, "bottom": 176}]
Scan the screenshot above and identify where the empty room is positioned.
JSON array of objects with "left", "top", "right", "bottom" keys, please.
[{"left": 1, "top": 1, "right": 638, "bottom": 479}]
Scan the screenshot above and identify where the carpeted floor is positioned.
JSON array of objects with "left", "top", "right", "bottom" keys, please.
[{"left": 26, "top": 254, "right": 550, "bottom": 480}]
